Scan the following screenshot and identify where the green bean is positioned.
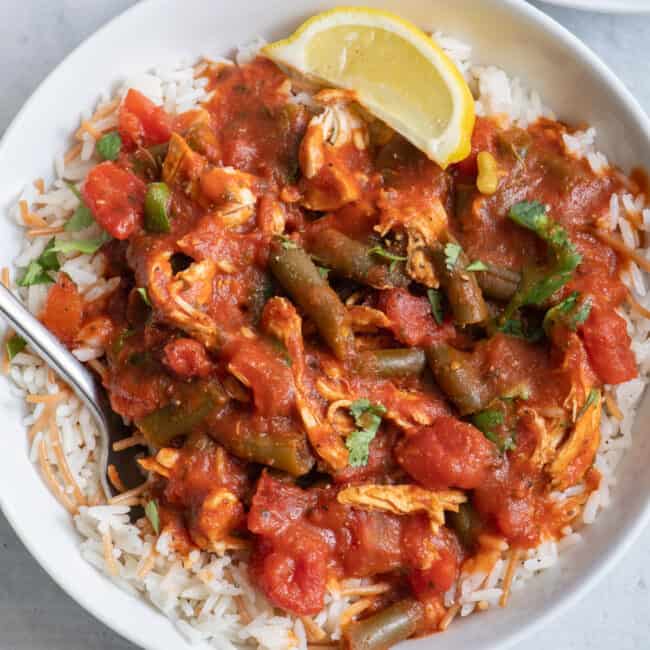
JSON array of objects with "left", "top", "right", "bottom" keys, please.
[
  {"left": 430, "top": 236, "right": 488, "bottom": 326},
  {"left": 354, "top": 348, "right": 426, "bottom": 378},
  {"left": 306, "top": 228, "right": 410, "bottom": 289},
  {"left": 209, "top": 418, "right": 314, "bottom": 477},
  {"left": 136, "top": 383, "right": 226, "bottom": 447},
  {"left": 144, "top": 182, "right": 171, "bottom": 233},
  {"left": 268, "top": 238, "right": 354, "bottom": 360},
  {"left": 426, "top": 343, "right": 492, "bottom": 415},
  {"left": 342, "top": 599, "right": 425, "bottom": 650},
  {"left": 447, "top": 502, "right": 483, "bottom": 550},
  {"left": 475, "top": 262, "right": 521, "bottom": 301}
]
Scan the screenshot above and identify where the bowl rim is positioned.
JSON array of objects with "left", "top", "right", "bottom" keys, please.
[
  {"left": 540, "top": 0, "right": 650, "bottom": 13},
  {"left": 1, "top": 1, "right": 650, "bottom": 649}
]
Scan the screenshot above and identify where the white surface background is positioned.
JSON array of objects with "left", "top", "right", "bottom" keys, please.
[{"left": 0, "top": 1, "right": 649, "bottom": 648}]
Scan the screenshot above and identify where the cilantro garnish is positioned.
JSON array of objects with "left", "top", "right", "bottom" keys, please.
[
  {"left": 427, "top": 288, "right": 444, "bottom": 325},
  {"left": 6, "top": 334, "right": 26, "bottom": 360},
  {"left": 543, "top": 291, "right": 592, "bottom": 335},
  {"left": 466, "top": 260, "right": 488, "bottom": 272},
  {"left": 137, "top": 287, "right": 152, "bottom": 307},
  {"left": 17, "top": 238, "right": 60, "bottom": 287},
  {"left": 444, "top": 242, "right": 462, "bottom": 271},
  {"left": 368, "top": 245, "right": 407, "bottom": 272},
  {"left": 65, "top": 182, "right": 94, "bottom": 232},
  {"left": 472, "top": 408, "right": 516, "bottom": 453},
  {"left": 346, "top": 399, "right": 387, "bottom": 467},
  {"left": 144, "top": 499, "right": 160, "bottom": 534}
]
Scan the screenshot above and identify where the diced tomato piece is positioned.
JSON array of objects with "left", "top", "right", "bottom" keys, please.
[
  {"left": 378, "top": 288, "right": 453, "bottom": 347},
  {"left": 224, "top": 338, "right": 295, "bottom": 417},
  {"left": 454, "top": 116, "right": 498, "bottom": 177},
  {"left": 248, "top": 473, "right": 315, "bottom": 537},
  {"left": 118, "top": 89, "right": 172, "bottom": 150},
  {"left": 40, "top": 273, "right": 83, "bottom": 346},
  {"left": 163, "top": 338, "right": 213, "bottom": 379},
  {"left": 248, "top": 474, "right": 328, "bottom": 615},
  {"left": 408, "top": 526, "right": 463, "bottom": 598},
  {"left": 581, "top": 307, "right": 637, "bottom": 385},
  {"left": 396, "top": 417, "right": 495, "bottom": 490},
  {"left": 83, "top": 161, "right": 146, "bottom": 239},
  {"left": 249, "top": 525, "right": 329, "bottom": 615}
]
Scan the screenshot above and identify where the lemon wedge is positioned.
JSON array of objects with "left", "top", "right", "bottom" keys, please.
[{"left": 263, "top": 7, "right": 475, "bottom": 168}]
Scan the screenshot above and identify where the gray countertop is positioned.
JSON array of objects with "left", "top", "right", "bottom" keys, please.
[{"left": 1, "top": 1, "right": 650, "bottom": 648}]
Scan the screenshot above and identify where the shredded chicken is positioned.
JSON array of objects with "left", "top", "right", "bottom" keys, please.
[
  {"left": 299, "top": 91, "right": 369, "bottom": 211},
  {"left": 377, "top": 194, "right": 449, "bottom": 288},
  {"left": 549, "top": 390, "right": 602, "bottom": 490},
  {"left": 337, "top": 484, "right": 466, "bottom": 533},
  {"left": 262, "top": 297, "right": 349, "bottom": 469}
]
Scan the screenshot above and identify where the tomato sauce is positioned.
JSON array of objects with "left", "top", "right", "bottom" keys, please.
[{"left": 45, "top": 55, "right": 645, "bottom": 631}]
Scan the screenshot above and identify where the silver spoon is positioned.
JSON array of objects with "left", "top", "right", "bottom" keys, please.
[{"left": 0, "top": 282, "right": 118, "bottom": 500}]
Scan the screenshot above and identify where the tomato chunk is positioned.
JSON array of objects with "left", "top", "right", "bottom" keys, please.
[
  {"left": 224, "top": 338, "right": 295, "bottom": 417},
  {"left": 248, "top": 474, "right": 328, "bottom": 615},
  {"left": 408, "top": 526, "right": 463, "bottom": 598},
  {"left": 581, "top": 307, "right": 637, "bottom": 385},
  {"left": 118, "top": 89, "right": 172, "bottom": 150},
  {"left": 83, "top": 161, "right": 146, "bottom": 239},
  {"left": 40, "top": 273, "right": 83, "bottom": 346},
  {"left": 163, "top": 338, "right": 213, "bottom": 379},
  {"left": 396, "top": 417, "right": 495, "bottom": 489},
  {"left": 378, "top": 288, "right": 453, "bottom": 347}
]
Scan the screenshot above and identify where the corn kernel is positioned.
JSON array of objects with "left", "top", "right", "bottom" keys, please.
[{"left": 477, "top": 151, "right": 499, "bottom": 195}]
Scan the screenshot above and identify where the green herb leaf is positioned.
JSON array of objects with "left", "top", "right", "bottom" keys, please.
[
  {"left": 6, "top": 334, "right": 26, "bottom": 360},
  {"left": 66, "top": 182, "right": 83, "bottom": 201},
  {"left": 503, "top": 201, "right": 582, "bottom": 322},
  {"left": 368, "top": 245, "right": 407, "bottom": 272},
  {"left": 144, "top": 499, "right": 160, "bottom": 534},
  {"left": 113, "top": 328, "right": 135, "bottom": 355},
  {"left": 466, "top": 260, "right": 488, "bottom": 272},
  {"left": 39, "top": 238, "right": 61, "bottom": 271},
  {"left": 543, "top": 291, "right": 593, "bottom": 335},
  {"left": 51, "top": 235, "right": 107, "bottom": 255},
  {"left": 577, "top": 388, "right": 600, "bottom": 420},
  {"left": 472, "top": 408, "right": 515, "bottom": 453},
  {"left": 17, "top": 260, "right": 53, "bottom": 286},
  {"left": 427, "top": 288, "right": 444, "bottom": 325},
  {"left": 65, "top": 203, "right": 94, "bottom": 232},
  {"left": 472, "top": 409, "right": 505, "bottom": 432},
  {"left": 346, "top": 399, "right": 387, "bottom": 467},
  {"left": 444, "top": 242, "right": 462, "bottom": 271},
  {"left": 96, "top": 131, "right": 122, "bottom": 161},
  {"left": 137, "top": 287, "right": 152, "bottom": 307},
  {"left": 316, "top": 266, "right": 330, "bottom": 279},
  {"left": 497, "top": 318, "right": 544, "bottom": 342},
  {"left": 279, "top": 236, "right": 298, "bottom": 250}
]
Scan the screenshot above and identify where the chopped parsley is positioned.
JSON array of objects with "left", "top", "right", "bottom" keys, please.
[
  {"left": 472, "top": 408, "right": 515, "bottom": 453},
  {"left": 502, "top": 201, "right": 582, "bottom": 321},
  {"left": 543, "top": 291, "right": 592, "bottom": 334},
  {"left": 17, "top": 238, "right": 60, "bottom": 286},
  {"left": 497, "top": 317, "right": 544, "bottom": 342},
  {"left": 137, "top": 287, "right": 152, "bottom": 307},
  {"left": 346, "top": 399, "right": 387, "bottom": 467},
  {"left": 144, "top": 499, "right": 160, "bottom": 534},
  {"left": 5, "top": 334, "right": 26, "bottom": 360},
  {"left": 466, "top": 260, "right": 488, "bottom": 272},
  {"left": 427, "top": 288, "right": 444, "bottom": 325},
  {"left": 368, "top": 245, "right": 407, "bottom": 272},
  {"left": 65, "top": 183, "right": 94, "bottom": 232},
  {"left": 444, "top": 242, "right": 462, "bottom": 271},
  {"left": 279, "top": 235, "right": 298, "bottom": 250},
  {"left": 577, "top": 388, "right": 600, "bottom": 420},
  {"left": 51, "top": 234, "right": 108, "bottom": 255},
  {"left": 96, "top": 131, "right": 122, "bottom": 161},
  {"left": 316, "top": 266, "right": 330, "bottom": 279}
]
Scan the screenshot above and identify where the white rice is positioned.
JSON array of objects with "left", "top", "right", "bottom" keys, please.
[{"left": 4, "top": 33, "right": 649, "bottom": 648}]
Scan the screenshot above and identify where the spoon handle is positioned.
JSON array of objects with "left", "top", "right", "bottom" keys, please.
[{"left": 0, "top": 283, "right": 112, "bottom": 498}]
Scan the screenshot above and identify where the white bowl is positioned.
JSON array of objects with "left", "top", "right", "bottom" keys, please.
[
  {"left": 541, "top": 0, "right": 650, "bottom": 13},
  {"left": 0, "top": 1, "right": 649, "bottom": 648}
]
